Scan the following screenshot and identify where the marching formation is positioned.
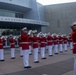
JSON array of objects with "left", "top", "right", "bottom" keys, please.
[{"left": 0, "top": 27, "right": 73, "bottom": 68}]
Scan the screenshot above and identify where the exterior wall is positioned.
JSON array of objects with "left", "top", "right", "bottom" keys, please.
[
  {"left": 37, "top": 3, "right": 48, "bottom": 33},
  {"left": 0, "top": 9, "right": 15, "bottom": 17},
  {"left": 45, "top": 2, "right": 76, "bottom": 34},
  {"left": 0, "top": 0, "right": 31, "bottom": 8},
  {"left": 0, "top": 0, "right": 50, "bottom": 34},
  {"left": 0, "top": 0, "right": 42, "bottom": 21},
  {"left": 37, "top": 3, "right": 45, "bottom": 21},
  {"left": 24, "top": 0, "right": 40, "bottom": 20}
]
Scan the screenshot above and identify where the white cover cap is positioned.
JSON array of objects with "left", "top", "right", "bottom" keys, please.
[
  {"left": 71, "top": 21, "right": 76, "bottom": 27},
  {"left": 47, "top": 32, "right": 50, "bottom": 35},
  {"left": 28, "top": 30, "right": 32, "bottom": 35},
  {"left": 63, "top": 34, "right": 66, "bottom": 36},
  {"left": 34, "top": 30, "right": 37, "bottom": 33},
  {"left": 61, "top": 35, "right": 63, "bottom": 37},
  {"left": 44, "top": 33, "right": 47, "bottom": 37},
  {"left": 32, "top": 30, "right": 37, "bottom": 33},
  {"left": 51, "top": 34, "right": 54, "bottom": 37},
  {"left": 22, "top": 27, "right": 27, "bottom": 31},
  {"left": 53, "top": 33, "right": 56, "bottom": 36},
  {"left": 39, "top": 32, "right": 43, "bottom": 35}
]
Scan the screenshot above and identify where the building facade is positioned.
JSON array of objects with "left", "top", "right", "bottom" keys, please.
[
  {"left": 0, "top": 0, "right": 49, "bottom": 36},
  {"left": 44, "top": 2, "right": 76, "bottom": 34},
  {"left": 0, "top": 0, "right": 49, "bottom": 47}
]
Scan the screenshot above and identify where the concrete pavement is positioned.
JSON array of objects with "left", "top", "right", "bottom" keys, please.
[{"left": 0, "top": 47, "right": 74, "bottom": 75}]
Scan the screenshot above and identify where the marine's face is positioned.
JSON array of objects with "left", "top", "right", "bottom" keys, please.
[
  {"left": 23, "top": 30, "right": 27, "bottom": 33},
  {"left": 72, "top": 26, "right": 76, "bottom": 31},
  {"left": 40, "top": 35, "right": 43, "bottom": 37},
  {"left": 33, "top": 33, "right": 36, "bottom": 36}
]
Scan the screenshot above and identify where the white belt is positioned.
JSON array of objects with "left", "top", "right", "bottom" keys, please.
[
  {"left": 20, "top": 43, "right": 22, "bottom": 44},
  {"left": 41, "top": 42, "right": 45, "bottom": 43},
  {"left": 74, "top": 43, "right": 76, "bottom": 45},
  {"left": 60, "top": 40, "right": 62, "bottom": 41},
  {"left": 33, "top": 42, "right": 38, "bottom": 44},
  {"left": 54, "top": 40, "right": 57, "bottom": 42},
  {"left": 10, "top": 43, "right": 14, "bottom": 44},
  {"left": 64, "top": 41, "right": 67, "bottom": 42},
  {"left": 48, "top": 41, "right": 52, "bottom": 42},
  {"left": 20, "top": 42, "right": 28, "bottom": 44},
  {"left": 0, "top": 44, "right": 2, "bottom": 45}
]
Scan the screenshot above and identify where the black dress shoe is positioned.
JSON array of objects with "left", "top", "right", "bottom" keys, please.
[
  {"left": 49, "top": 55, "right": 53, "bottom": 56},
  {"left": 55, "top": 53, "right": 58, "bottom": 54},
  {"left": 60, "top": 51, "right": 63, "bottom": 53},
  {"left": 42, "top": 57, "right": 47, "bottom": 59},
  {"left": 11, "top": 57, "right": 15, "bottom": 59},
  {"left": 65, "top": 50, "right": 67, "bottom": 52},
  {"left": 34, "top": 61, "right": 39, "bottom": 63},
  {"left": 38, "top": 52, "right": 40, "bottom": 53},
  {"left": 0, "top": 60, "right": 5, "bottom": 61},
  {"left": 24, "top": 66, "right": 31, "bottom": 68},
  {"left": 29, "top": 54, "right": 32, "bottom": 55},
  {"left": 20, "top": 55, "right": 23, "bottom": 57}
]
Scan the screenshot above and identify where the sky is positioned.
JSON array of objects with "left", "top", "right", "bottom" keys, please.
[{"left": 36, "top": 0, "right": 76, "bottom": 5}]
